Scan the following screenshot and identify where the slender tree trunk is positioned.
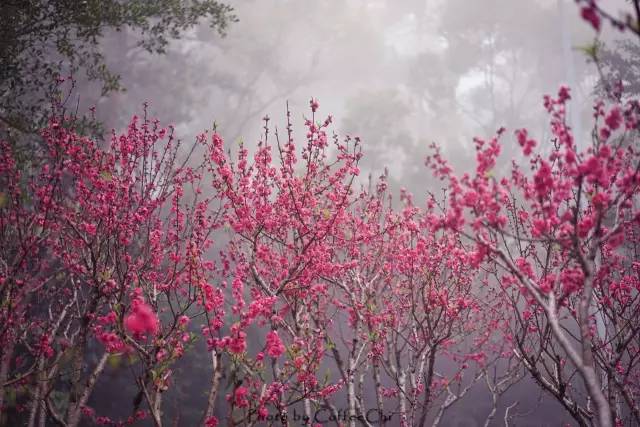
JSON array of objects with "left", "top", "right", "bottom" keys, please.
[
  {"left": 304, "top": 398, "right": 312, "bottom": 422},
  {"left": 66, "top": 294, "right": 100, "bottom": 424},
  {"left": 204, "top": 350, "right": 222, "bottom": 423},
  {"left": 66, "top": 352, "right": 108, "bottom": 427},
  {"left": 547, "top": 293, "right": 612, "bottom": 427},
  {"left": 347, "top": 357, "right": 356, "bottom": 427},
  {"left": 398, "top": 371, "right": 407, "bottom": 426},
  {"left": 417, "top": 350, "right": 436, "bottom": 427},
  {"left": 27, "top": 380, "right": 42, "bottom": 427},
  {"left": 577, "top": 257, "right": 613, "bottom": 427},
  {"left": 27, "top": 355, "right": 47, "bottom": 427},
  {"left": 373, "top": 361, "right": 385, "bottom": 425}
]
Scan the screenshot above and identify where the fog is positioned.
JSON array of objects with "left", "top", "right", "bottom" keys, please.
[{"left": 86, "top": 0, "right": 626, "bottom": 193}]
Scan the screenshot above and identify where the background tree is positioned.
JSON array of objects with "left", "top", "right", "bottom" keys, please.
[{"left": 0, "top": 0, "right": 235, "bottom": 136}]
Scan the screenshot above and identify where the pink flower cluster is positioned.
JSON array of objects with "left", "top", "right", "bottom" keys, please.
[
  {"left": 124, "top": 297, "right": 159, "bottom": 336},
  {"left": 265, "top": 330, "right": 285, "bottom": 358}
]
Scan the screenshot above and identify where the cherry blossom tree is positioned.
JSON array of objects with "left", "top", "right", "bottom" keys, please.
[
  {"left": 329, "top": 180, "right": 488, "bottom": 427},
  {"left": 202, "top": 101, "right": 365, "bottom": 425},
  {"left": 0, "top": 102, "right": 225, "bottom": 426},
  {"left": 202, "top": 99, "right": 495, "bottom": 427},
  {"left": 426, "top": 82, "right": 640, "bottom": 427},
  {"left": 420, "top": 4, "right": 640, "bottom": 425}
]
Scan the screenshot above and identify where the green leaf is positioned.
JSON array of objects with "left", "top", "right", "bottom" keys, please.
[
  {"left": 108, "top": 353, "right": 122, "bottom": 369},
  {"left": 574, "top": 42, "right": 599, "bottom": 60},
  {"left": 0, "top": 192, "right": 7, "bottom": 208},
  {"left": 323, "top": 369, "right": 331, "bottom": 383}
]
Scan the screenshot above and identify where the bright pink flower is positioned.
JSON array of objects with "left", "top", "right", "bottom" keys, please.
[
  {"left": 83, "top": 222, "right": 97, "bottom": 236},
  {"left": 81, "top": 406, "right": 95, "bottom": 418},
  {"left": 234, "top": 386, "right": 249, "bottom": 407},
  {"left": 533, "top": 161, "right": 553, "bottom": 198},
  {"left": 515, "top": 257, "right": 535, "bottom": 280},
  {"left": 265, "top": 330, "right": 285, "bottom": 358},
  {"left": 310, "top": 98, "right": 320, "bottom": 112},
  {"left": 228, "top": 330, "right": 247, "bottom": 354},
  {"left": 558, "top": 86, "right": 571, "bottom": 103},
  {"left": 515, "top": 129, "right": 536, "bottom": 156},
  {"left": 605, "top": 107, "right": 622, "bottom": 130},
  {"left": 124, "top": 301, "right": 159, "bottom": 336},
  {"left": 561, "top": 268, "right": 584, "bottom": 294},
  {"left": 258, "top": 406, "right": 268, "bottom": 419},
  {"left": 580, "top": 6, "right": 601, "bottom": 32},
  {"left": 95, "top": 416, "right": 112, "bottom": 425},
  {"left": 539, "top": 275, "right": 555, "bottom": 294}
]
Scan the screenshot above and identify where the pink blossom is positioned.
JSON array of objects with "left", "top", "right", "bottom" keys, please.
[
  {"left": 561, "top": 268, "right": 584, "bottom": 295},
  {"left": 558, "top": 86, "right": 571, "bottom": 103},
  {"left": 515, "top": 128, "right": 536, "bottom": 156},
  {"left": 234, "top": 386, "right": 249, "bottom": 407},
  {"left": 581, "top": 6, "right": 601, "bottom": 32},
  {"left": 258, "top": 406, "right": 268, "bottom": 419},
  {"left": 124, "top": 300, "right": 159, "bottom": 336},
  {"left": 605, "top": 107, "right": 622, "bottom": 130},
  {"left": 178, "top": 315, "right": 190, "bottom": 327},
  {"left": 533, "top": 161, "right": 553, "bottom": 199},
  {"left": 265, "top": 330, "right": 285, "bottom": 358},
  {"left": 310, "top": 98, "right": 320, "bottom": 112},
  {"left": 228, "top": 329, "right": 247, "bottom": 354}
]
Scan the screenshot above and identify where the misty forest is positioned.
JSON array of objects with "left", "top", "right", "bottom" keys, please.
[{"left": 1, "top": 1, "right": 640, "bottom": 426}]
